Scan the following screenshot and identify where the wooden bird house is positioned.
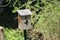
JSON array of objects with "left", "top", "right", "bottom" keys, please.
[{"left": 17, "top": 9, "right": 33, "bottom": 30}]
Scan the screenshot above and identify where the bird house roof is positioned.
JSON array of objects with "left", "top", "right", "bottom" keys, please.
[{"left": 17, "top": 9, "right": 33, "bottom": 16}]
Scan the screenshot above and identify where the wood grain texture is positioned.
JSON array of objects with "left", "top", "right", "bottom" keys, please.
[
  {"left": 18, "top": 15, "right": 22, "bottom": 24},
  {"left": 18, "top": 15, "right": 33, "bottom": 30}
]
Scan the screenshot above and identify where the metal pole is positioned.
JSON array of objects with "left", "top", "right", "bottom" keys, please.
[{"left": 24, "top": 30, "right": 27, "bottom": 40}]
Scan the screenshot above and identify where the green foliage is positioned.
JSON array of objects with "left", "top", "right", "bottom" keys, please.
[
  {"left": 4, "top": 28, "right": 24, "bottom": 40},
  {"left": 32, "top": 0, "right": 60, "bottom": 40}
]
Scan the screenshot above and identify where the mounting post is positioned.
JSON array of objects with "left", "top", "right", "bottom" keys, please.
[{"left": 24, "top": 30, "right": 27, "bottom": 40}]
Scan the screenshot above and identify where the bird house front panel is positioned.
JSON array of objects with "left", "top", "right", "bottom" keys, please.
[{"left": 18, "top": 15, "right": 33, "bottom": 30}]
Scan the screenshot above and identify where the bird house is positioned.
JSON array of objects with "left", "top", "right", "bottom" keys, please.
[{"left": 17, "top": 9, "right": 33, "bottom": 30}]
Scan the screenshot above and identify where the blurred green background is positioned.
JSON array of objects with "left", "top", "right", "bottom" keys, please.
[{"left": 0, "top": 0, "right": 60, "bottom": 40}]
